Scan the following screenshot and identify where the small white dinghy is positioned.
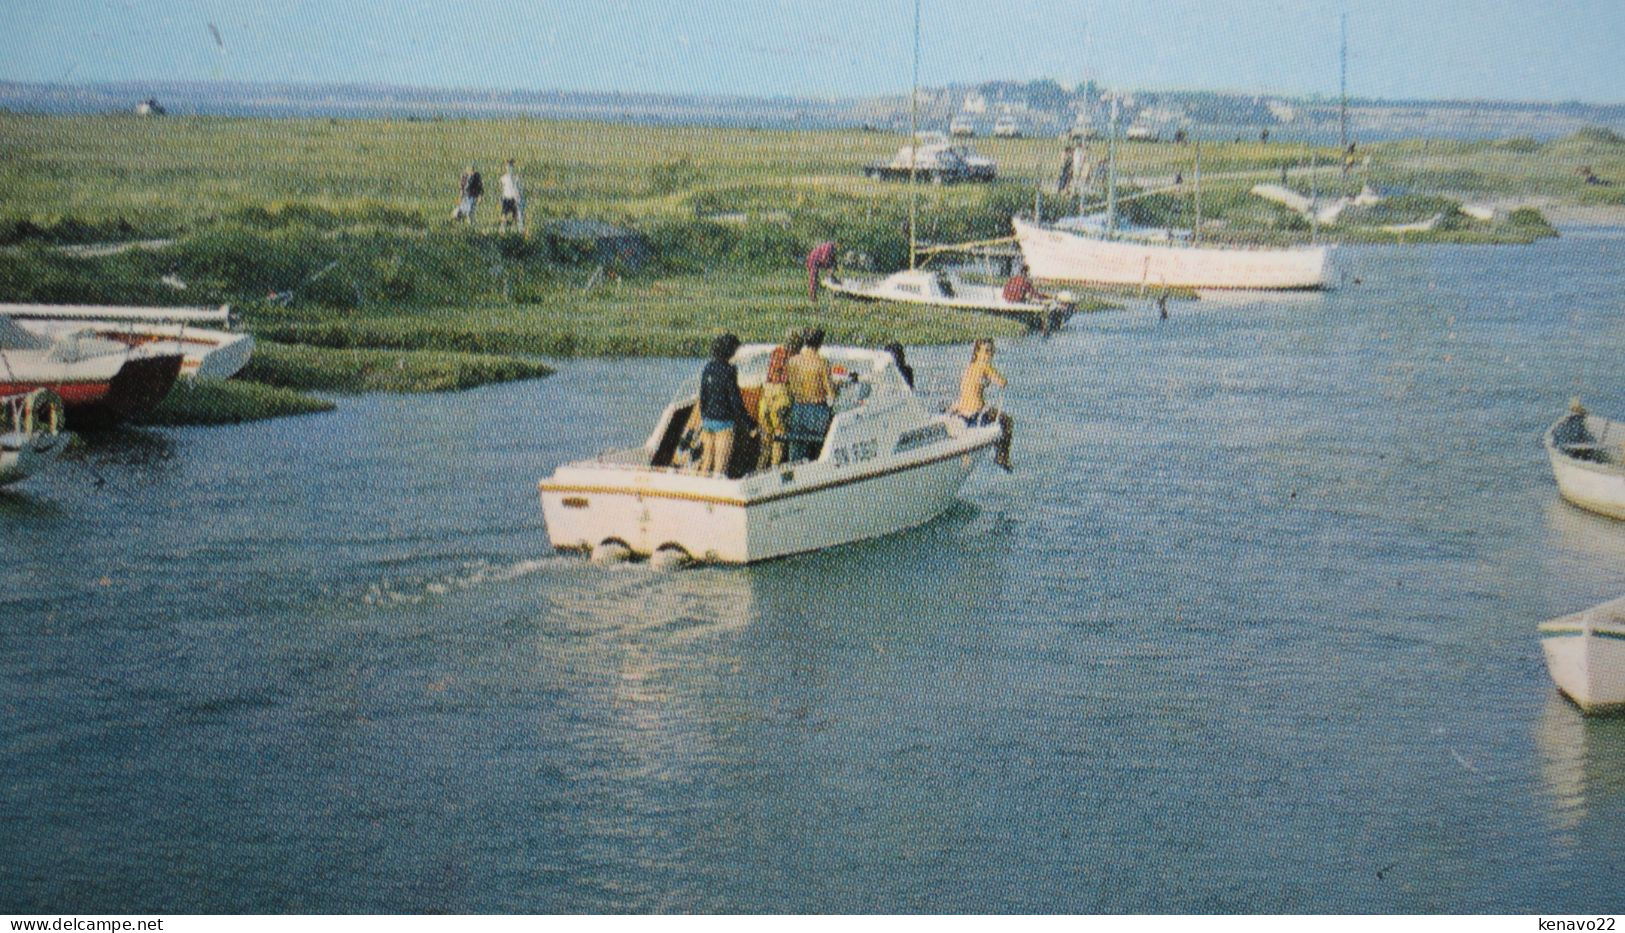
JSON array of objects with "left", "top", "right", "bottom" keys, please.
[
  {"left": 824, "top": 268, "right": 1076, "bottom": 333},
  {"left": 539, "top": 344, "right": 1003, "bottom": 564},
  {"left": 1544, "top": 402, "right": 1625, "bottom": 521},
  {"left": 1539, "top": 594, "right": 1625, "bottom": 714},
  {"left": 0, "top": 389, "right": 72, "bottom": 487}
]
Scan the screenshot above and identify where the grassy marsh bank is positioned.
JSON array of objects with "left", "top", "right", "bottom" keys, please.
[{"left": 1, "top": 115, "right": 1610, "bottom": 426}]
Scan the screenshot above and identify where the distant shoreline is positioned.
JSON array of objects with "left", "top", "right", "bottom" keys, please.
[{"left": 5, "top": 78, "right": 1625, "bottom": 144}]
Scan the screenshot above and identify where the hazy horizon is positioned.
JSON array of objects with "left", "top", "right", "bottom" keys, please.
[{"left": 4, "top": 1, "right": 1625, "bottom": 107}]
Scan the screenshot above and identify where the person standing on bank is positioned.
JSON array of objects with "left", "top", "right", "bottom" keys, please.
[
  {"left": 697, "top": 333, "right": 750, "bottom": 478},
  {"left": 498, "top": 159, "right": 525, "bottom": 233},
  {"left": 784, "top": 328, "right": 835, "bottom": 462},
  {"left": 454, "top": 164, "right": 484, "bottom": 225},
  {"left": 806, "top": 240, "right": 839, "bottom": 303}
]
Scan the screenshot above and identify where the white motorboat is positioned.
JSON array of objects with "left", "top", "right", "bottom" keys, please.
[
  {"left": 1539, "top": 594, "right": 1625, "bottom": 714},
  {"left": 823, "top": 268, "right": 1075, "bottom": 332},
  {"left": 0, "top": 303, "right": 253, "bottom": 379},
  {"left": 1, "top": 389, "right": 71, "bottom": 487},
  {"left": 864, "top": 131, "right": 997, "bottom": 183},
  {"left": 539, "top": 345, "right": 1003, "bottom": 564},
  {"left": 1014, "top": 216, "right": 1332, "bottom": 291},
  {"left": 1545, "top": 404, "right": 1625, "bottom": 521}
]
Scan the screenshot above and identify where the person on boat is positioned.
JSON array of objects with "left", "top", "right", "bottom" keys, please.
[
  {"left": 696, "top": 333, "right": 751, "bottom": 478},
  {"left": 1002, "top": 263, "right": 1048, "bottom": 305},
  {"left": 806, "top": 241, "right": 839, "bottom": 303},
  {"left": 883, "top": 341, "right": 915, "bottom": 389},
  {"left": 784, "top": 328, "right": 835, "bottom": 462},
  {"left": 757, "top": 329, "right": 803, "bottom": 469},
  {"left": 498, "top": 159, "right": 525, "bottom": 233},
  {"left": 453, "top": 164, "right": 483, "bottom": 225},
  {"left": 951, "top": 338, "right": 1013, "bottom": 472}
]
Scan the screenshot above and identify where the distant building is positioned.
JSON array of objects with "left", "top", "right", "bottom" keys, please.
[
  {"left": 1266, "top": 100, "right": 1298, "bottom": 124},
  {"left": 961, "top": 91, "right": 988, "bottom": 115},
  {"left": 134, "top": 98, "right": 166, "bottom": 116}
]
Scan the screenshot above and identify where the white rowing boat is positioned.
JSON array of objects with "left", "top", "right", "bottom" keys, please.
[
  {"left": 1539, "top": 594, "right": 1625, "bottom": 714},
  {"left": 539, "top": 345, "right": 1002, "bottom": 564},
  {"left": 1545, "top": 403, "right": 1625, "bottom": 521}
]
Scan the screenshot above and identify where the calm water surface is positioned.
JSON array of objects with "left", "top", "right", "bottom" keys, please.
[{"left": 4, "top": 232, "right": 1625, "bottom": 912}]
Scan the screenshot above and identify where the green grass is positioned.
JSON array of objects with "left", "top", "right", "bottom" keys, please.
[
  {"left": 244, "top": 270, "right": 1031, "bottom": 358},
  {"left": 133, "top": 378, "right": 335, "bottom": 426},
  {"left": 239, "top": 341, "right": 554, "bottom": 393},
  {"left": 0, "top": 112, "right": 1602, "bottom": 410}
]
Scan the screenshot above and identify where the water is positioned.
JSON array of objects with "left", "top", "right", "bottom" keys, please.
[{"left": 5, "top": 232, "right": 1625, "bottom": 913}]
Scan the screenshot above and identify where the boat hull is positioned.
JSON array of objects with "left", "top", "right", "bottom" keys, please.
[
  {"left": 1549, "top": 450, "right": 1625, "bottom": 520},
  {"left": 1544, "top": 412, "right": 1625, "bottom": 521},
  {"left": 0, "top": 352, "right": 184, "bottom": 426},
  {"left": 17, "top": 320, "right": 253, "bottom": 380},
  {"left": 1540, "top": 598, "right": 1625, "bottom": 714},
  {"left": 1013, "top": 217, "right": 1331, "bottom": 290},
  {"left": 541, "top": 441, "right": 993, "bottom": 564},
  {"left": 824, "top": 271, "right": 1075, "bottom": 331}
]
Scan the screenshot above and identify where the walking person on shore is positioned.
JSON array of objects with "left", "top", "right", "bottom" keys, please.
[
  {"left": 453, "top": 163, "right": 484, "bottom": 225},
  {"left": 498, "top": 159, "right": 525, "bottom": 233}
]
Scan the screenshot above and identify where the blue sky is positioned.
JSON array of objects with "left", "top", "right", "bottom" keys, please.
[{"left": 4, "top": 0, "right": 1623, "bottom": 103}]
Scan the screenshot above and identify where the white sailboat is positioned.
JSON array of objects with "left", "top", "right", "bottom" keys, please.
[
  {"left": 824, "top": 268, "right": 1075, "bottom": 332},
  {"left": 834, "top": 0, "right": 1070, "bottom": 330},
  {"left": 1014, "top": 101, "right": 1333, "bottom": 291}
]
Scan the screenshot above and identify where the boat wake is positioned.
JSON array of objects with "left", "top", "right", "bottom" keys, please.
[{"left": 360, "top": 554, "right": 578, "bottom": 607}]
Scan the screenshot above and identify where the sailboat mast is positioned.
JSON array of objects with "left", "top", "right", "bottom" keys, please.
[
  {"left": 1193, "top": 140, "right": 1202, "bottom": 244},
  {"left": 1106, "top": 96, "right": 1118, "bottom": 237},
  {"left": 1310, "top": 149, "right": 1320, "bottom": 243},
  {"left": 1339, "top": 13, "right": 1348, "bottom": 152},
  {"left": 908, "top": 0, "right": 920, "bottom": 270}
]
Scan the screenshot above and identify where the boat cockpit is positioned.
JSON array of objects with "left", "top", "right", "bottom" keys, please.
[{"left": 638, "top": 345, "right": 922, "bottom": 478}]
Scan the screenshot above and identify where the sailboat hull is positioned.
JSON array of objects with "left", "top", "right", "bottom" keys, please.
[{"left": 1013, "top": 217, "right": 1332, "bottom": 291}]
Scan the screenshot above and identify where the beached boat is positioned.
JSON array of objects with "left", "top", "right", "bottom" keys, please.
[
  {"left": 539, "top": 345, "right": 1002, "bottom": 564},
  {"left": 1545, "top": 404, "right": 1625, "bottom": 521},
  {"left": 1539, "top": 594, "right": 1625, "bottom": 714},
  {"left": 0, "top": 316, "right": 183, "bottom": 426},
  {"left": 1013, "top": 216, "right": 1333, "bottom": 290},
  {"left": 0, "top": 389, "right": 71, "bottom": 487},
  {"left": 824, "top": 268, "right": 1076, "bottom": 332},
  {"left": 0, "top": 303, "right": 253, "bottom": 379}
]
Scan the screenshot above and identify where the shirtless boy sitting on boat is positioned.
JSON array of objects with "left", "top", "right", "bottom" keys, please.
[{"left": 951, "top": 338, "right": 1014, "bottom": 472}]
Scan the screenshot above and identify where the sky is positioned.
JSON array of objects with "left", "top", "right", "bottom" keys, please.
[{"left": 3, "top": 0, "right": 1624, "bottom": 104}]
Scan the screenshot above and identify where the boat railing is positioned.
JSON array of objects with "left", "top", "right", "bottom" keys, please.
[{"left": 2, "top": 388, "right": 66, "bottom": 437}]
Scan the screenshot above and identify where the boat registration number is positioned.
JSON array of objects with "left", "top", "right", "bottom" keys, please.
[{"left": 831, "top": 439, "right": 879, "bottom": 468}]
